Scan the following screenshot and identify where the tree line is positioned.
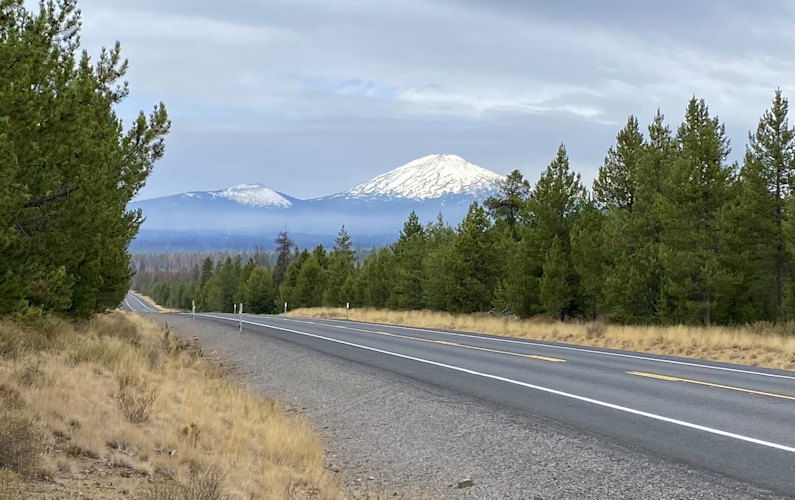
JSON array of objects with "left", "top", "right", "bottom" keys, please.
[
  {"left": 143, "top": 92, "right": 794, "bottom": 326},
  {"left": 0, "top": 1, "right": 169, "bottom": 317}
]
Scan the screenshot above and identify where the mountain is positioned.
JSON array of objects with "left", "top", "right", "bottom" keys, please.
[
  {"left": 336, "top": 154, "right": 504, "bottom": 200},
  {"left": 130, "top": 154, "right": 504, "bottom": 252},
  {"left": 206, "top": 184, "right": 294, "bottom": 208}
]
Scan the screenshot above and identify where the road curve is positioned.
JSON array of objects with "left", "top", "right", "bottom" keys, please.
[{"left": 121, "top": 293, "right": 795, "bottom": 495}]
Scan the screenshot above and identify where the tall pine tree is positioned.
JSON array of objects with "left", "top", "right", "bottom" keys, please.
[{"left": 658, "top": 98, "right": 733, "bottom": 325}]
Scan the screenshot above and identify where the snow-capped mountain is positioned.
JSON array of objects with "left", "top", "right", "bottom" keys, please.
[
  {"left": 339, "top": 154, "right": 504, "bottom": 200},
  {"left": 130, "top": 154, "right": 506, "bottom": 251},
  {"left": 206, "top": 184, "right": 292, "bottom": 208}
]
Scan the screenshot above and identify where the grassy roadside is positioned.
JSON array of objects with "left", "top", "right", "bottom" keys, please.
[
  {"left": 287, "top": 308, "right": 795, "bottom": 371},
  {"left": 0, "top": 311, "right": 342, "bottom": 499}
]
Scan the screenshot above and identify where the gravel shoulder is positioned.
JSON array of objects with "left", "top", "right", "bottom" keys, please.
[{"left": 149, "top": 313, "right": 783, "bottom": 499}]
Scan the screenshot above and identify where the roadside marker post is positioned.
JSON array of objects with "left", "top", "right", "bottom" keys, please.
[
  {"left": 346, "top": 302, "right": 350, "bottom": 319},
  {"left": 192, "top": 300, "right": 195, "bottom": 319},
  {"left": 284, "top": 302, "right": 288, "bottom": 314},
  {"left": 239, "top": 303, "right": 243, "bottom": 332},
  {"left": 234, "top": 304, "right": 237, "bottom": 314}
]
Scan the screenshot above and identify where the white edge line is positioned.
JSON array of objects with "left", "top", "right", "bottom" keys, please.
[
  {"left": 277, "top": 316, "right": 795, "bottom": 381},
  {"left": 128, "top": 293, "right": 158, "bottom": 313},
  {"left": 123, "top": 298, "right": 133, "bottom": 311},
  {"left": 198, "top": 313, "right": 795, "bottom": 454}
]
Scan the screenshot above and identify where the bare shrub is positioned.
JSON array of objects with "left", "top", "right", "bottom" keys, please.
[
  {"left": 117, "top": 372, "right": 158, "bottom": 424},
  {"left": 147, "top": 463, "right": 225, "bottom": 500},
  {"left": 0, "top": 409, "right": 40, "bottom": 474},
  {"left": 88, "top": 312, "right": 139, "bottom": 342},
  {"left": 748, "top": 321, "right": 795, "bottom": 337},
  {"left": 0, "top": 318, "right": 65, "bottom": 358},
  {"left": 69, "top": 339, "right": 125, "bottom": 368},
  {"left": 14, "top": 362, "right": 49, "bottom": 387},
  {"left": 0, "top": 384, "right": 24, "bottom": 410},
  {"left": 585, "top": 321, "right": 607, "bottom": 339},
  {"left": 0, "top": 469, "right": 24, "bottom": 500}
]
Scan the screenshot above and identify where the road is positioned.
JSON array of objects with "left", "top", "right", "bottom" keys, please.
[{"left": 122, "top": 292, "right": 795, "bottom": 496}]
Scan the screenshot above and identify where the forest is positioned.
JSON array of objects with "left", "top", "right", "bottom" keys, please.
[{"left": 140, "top": 92, "right": 794, "bottom": 327}]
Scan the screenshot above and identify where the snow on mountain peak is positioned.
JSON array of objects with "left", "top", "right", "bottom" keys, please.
[
  {"left": 210, "top": 183, "right": 293, "bottom": 208},
  {"left": 344, "top": 154, "right": 504, "bottom": 200}
]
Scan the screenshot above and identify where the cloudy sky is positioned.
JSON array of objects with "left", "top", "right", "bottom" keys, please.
[{"left": 73, "top": 0, "right": 794, "bottom": 200}]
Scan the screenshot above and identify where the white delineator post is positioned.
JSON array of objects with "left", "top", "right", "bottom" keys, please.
[
  {"left": 238, "top": 303, "right": 243, "bottom": 332},
  {"left": 346, "top": 302, "right": 350, "bottom": 319},
  {"left": 284, "top": 302, "right": 288, "bottom": 314},
  {"left": 234, "top": 303, "right": 237, "bottom": 314},
  {"left": 192, "top": 300, "right": 195, "bottom": 319}
]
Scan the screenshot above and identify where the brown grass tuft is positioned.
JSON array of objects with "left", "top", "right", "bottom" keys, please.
[{"left": 288, "top": 307, "right": 795, "bottom": 370}]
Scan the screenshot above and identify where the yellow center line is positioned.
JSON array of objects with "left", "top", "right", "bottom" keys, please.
[
  {"left": 289, "top": 319, "right": 566, "bottom": 363},
  {"left": 628, "top": 371, "right": 795, "bottom": 402}
]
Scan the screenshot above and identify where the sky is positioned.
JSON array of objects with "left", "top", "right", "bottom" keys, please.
[{"left": 69, "top": 0, "right": 795, "bottom": 200}]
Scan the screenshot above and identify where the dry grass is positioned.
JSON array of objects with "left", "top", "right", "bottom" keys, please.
[
  {"left": 129, "top": 291, "right": 180, "bottom": 313},
  {"left": 287, "top": 308, "right": 795, "bottom": 371},
  {"left": 0, "top": 311, "right": 343, "bottom": 499}
]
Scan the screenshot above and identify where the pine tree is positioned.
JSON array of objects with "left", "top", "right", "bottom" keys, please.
[
  {"left": 360, "top": 248, "right": 394, "bottom": 307},
  {"left": 245, "top": 266, "right": 277, "bottom": 314},
  {"left": 600, "top": 111, "right": 673, "bottom": 323},
  {"left": 273, "top": 230, "right": 294, "bottom": 285},
  {"left": 570, "top": 200, "right": 605, "bottom": 318},
  {"left": 505, "top": 145, "right": 584, "bottom": 316},
  {"left": 323, "top": 226, "right": 356, "bottom": 307},
  {"left": 485, "top": 169, "right": 531, "bottom": 234},
  {"left": 658, "top": 98, "right": 733, "bottom": 325},
  {"left": 279, "top": 249, "right": 309, "bottom": 310},
  {"left": 593, "top": 116, "right": 645, "bottom": 211},
  {"left": 294, "top": 254, "right": 325, "bottom": 308},
  {"left": 0, "top": 1, "right": 169, "bottom": 316},
  {"left": 733, "top": 90, "right": 795, "bottom": 321},
  {"left": 447, "top": 203, "right": 498, "bottom": 313},
  {"left": 540, "top": 236, "right": 570, "bottom": 319},
  {"left": 390, "top": 212, "right": 427, "bottom": 309}
]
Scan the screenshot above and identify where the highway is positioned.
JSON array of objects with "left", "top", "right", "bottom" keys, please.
[{"left": 122, "top": 292, "right": 795, "bottom": 495}]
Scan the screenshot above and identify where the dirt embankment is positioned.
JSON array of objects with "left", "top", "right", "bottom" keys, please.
[{"left": 0, "top": 311, "right": 342, "bottom": 499}]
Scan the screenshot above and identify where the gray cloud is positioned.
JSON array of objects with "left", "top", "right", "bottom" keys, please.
[{"left": 69, "top": 0, "right": 795, "bottom": 198}]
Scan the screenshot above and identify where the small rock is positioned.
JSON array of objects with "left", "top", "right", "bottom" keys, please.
[
  {"left": 457, "top": 477, "right": 474, "bottom": 489},
  {"left": 367, "top": 476, "right": 374, "bottom": 481}
]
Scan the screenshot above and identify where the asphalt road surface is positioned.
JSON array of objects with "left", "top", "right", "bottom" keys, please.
[{"left": 122, "top": 292, "right": 795, "bottom": 496}]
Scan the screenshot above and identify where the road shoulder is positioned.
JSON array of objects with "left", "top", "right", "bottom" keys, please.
[{"left": 151, "top": 313, "right": 784, "bottom": 499}]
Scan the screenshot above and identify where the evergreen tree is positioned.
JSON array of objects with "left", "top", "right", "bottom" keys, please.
[
  {"left": 540, "top": 236, "right": 570, "bottom": 319},
  {"left": 447, "top": 203, "right": 498, "bottom": 313},
  {"left": 570, "top": 200, "right": 606, "bottom": 318},
  {"left": 0, "top": 1, "right": 169, "bottom": 316},
  {"left": 273, "top": 230, "right": 294, "bottom": 285},
  {"left": 730, "top": 90, "right": 794, "bottom": 321},
  {"left": 279, "top": 249, "right": 309, "bottom": 310},
  {"left": 323, "top": 226, "right": 356, "bottom": 307},
  {"left": 294, "top": 254, "right": 325, "bottom": 308},
  {"left": 601, "top": 111, "right": 673, "bottom": 323},
  {"left": 593, "top": 116, "right": 645, "bottom": 210},
  {"left": 485, "top": 169, "right": 531, "bottom": 234},
  {"left": 390, "top": 212, "right": 427, "bottom": 309},
  {"left": 505, "top": 145, "right": 584, "bottom": 315},
  {"left": 245, "top": 266, "right": 277, "bottom": 314},
  {"left": 658, "top": 98, "right": 734, "bottom": 325}
]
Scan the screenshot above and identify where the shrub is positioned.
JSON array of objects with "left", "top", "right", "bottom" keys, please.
[
  {"left": 117, "top": 372, "right": 158, "bottom": 424},
  {"left": 147, "top": 463, "right": 225, "bottom": 500},
  {"left": 0, "top": 409, "right": 40, "bottom": 474}
]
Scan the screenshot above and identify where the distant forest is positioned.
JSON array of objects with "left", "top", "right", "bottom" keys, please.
[{"left": 140, "top": 93, "right": 795, "bottom": 326}]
